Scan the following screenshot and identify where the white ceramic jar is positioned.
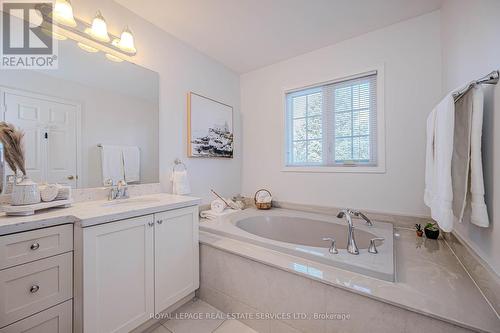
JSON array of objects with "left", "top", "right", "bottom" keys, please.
[{"left": 11, "top": 177, "right": 41, "bottom": 205}]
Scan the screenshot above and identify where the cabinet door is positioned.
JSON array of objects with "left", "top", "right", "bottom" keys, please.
[
  {"left": 154, "top": 206, "right": 199, "bottom": 313},
  {"left": 83, "top": 215, "right": 154, "bottom": 333}
]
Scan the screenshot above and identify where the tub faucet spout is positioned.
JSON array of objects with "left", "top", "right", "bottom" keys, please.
[{"left": 337, "top": 209, "right": 359, "bottom": 255}]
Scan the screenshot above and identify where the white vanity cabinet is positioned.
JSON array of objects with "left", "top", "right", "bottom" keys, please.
[
  {"left": 154, "top": 208, "right": 199, "bottom": 312},
  {"left": 75, "top": 205, "right": 199, "bottom": 333}
]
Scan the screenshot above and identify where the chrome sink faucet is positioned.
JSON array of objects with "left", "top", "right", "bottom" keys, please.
[{"left": 106, "top": 179, "right": 129, "bottom": 200}]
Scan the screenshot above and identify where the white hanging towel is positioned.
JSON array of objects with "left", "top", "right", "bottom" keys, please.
[
  {"left": 424, "top": 93, "right": 455, "bottom": 232},
  {"left": 469, "top": 86, "right": 489, "bottom": 227},
  {"left": 171, "top": 170, "right": 191, "bottom": 195},
  {"left": 122, "top": 146, "right": 141, "bottom": 183},
  {"left": 100, "top": 145, "right": 125, "bottom": 185},
  {"left": 451, "top": 87, "right": 474, "bottom": 223}
]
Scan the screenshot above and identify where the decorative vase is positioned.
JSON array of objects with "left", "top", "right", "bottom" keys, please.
[
  {"left": 11, "top": 176, "right": 41, "bottom": 206},
  {"left": 424, "top": 227, "right": 440, "bottom": 240}
]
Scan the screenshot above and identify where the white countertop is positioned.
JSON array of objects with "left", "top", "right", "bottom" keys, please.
[{"left": 0, "top": 193, "right": 201, "bottom": 235}]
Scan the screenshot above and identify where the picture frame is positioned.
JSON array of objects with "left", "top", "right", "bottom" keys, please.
[{"left": 187, "top": 92, "right": 234, "bottom": 158}]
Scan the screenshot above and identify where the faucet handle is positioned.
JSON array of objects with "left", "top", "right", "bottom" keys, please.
[
  {"left": 322, "top": 237, "right": 338, "bottom": 254},
  {"left": 368, "top": 237, "right": 385, "bottom": 254}
]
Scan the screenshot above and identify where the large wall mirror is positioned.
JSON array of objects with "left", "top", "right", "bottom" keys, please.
[{"left": 0, "top": 40, "right": 159, "bottom": 189}]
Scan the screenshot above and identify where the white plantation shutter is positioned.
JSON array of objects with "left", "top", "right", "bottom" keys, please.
[{"left": 286, "top": 72, "right": 378, "bottom": 167}]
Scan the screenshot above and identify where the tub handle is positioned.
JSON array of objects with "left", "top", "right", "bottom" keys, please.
[
  {"left": 368, "top": 237, "right": 385, "bottom": 254},
  {"left": 322, "top": 237, "right": 338, "bottom": 254}
]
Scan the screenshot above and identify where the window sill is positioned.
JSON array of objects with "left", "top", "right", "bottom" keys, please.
[{"left": 281, "top": 165, "right": 386, "bottom": 174}]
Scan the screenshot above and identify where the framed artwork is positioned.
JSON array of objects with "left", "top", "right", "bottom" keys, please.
[{"left": 187, "top": 92, "right": 234, "bottom": 158}]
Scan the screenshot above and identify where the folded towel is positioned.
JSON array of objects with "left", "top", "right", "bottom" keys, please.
[
  {"left": 470, "top": 86, "right": 489, "bottom": 227},
  {"left": 200, "top": 208, "right": 235, "bottom": 220},
  {"left": 451, "top": 88, "right": 473, "bottom": 222},
  {"left": 424, "top": 93, "right": 455, "bottom": 232},
  {"left": 122, "top": 146, "right": 140, "bottom": 183},
  {"left": 100, "top": 145, "right": 125, "bottom": 185},
  {"left": 171, "top": 170, "right": 191, "bottom": 195},
  {"left": 210, "top": 199, "right": 226, "bottom": 213}
]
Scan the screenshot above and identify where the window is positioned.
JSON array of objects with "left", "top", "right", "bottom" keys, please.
[{"left": 285, "top": 71, "right": 381, "bottom": 170}]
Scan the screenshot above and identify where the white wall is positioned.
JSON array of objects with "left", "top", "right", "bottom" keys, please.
[
  {"left": 68, "top": 0, "right": 241, "bottom": 202},
  {"left": 441, "top": 0, "right": 500, "bottom": 275},
  {"left": 240, "top": 12, "right": 442, "bottom": 216}
]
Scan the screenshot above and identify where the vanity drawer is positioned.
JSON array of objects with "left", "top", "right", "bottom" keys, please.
[
  {"left": 0, "top": 252, "right": 73, "bottom": 328},
  {"left": 0, "top": 225, "right": 73, "bottom": 270},
  {"left": 0, "top": 300, "right": 72, "bottom": 333}
]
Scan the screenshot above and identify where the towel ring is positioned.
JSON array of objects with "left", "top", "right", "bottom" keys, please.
[{"left": 173, "top": 159, "right": 187, "bottom": 172}]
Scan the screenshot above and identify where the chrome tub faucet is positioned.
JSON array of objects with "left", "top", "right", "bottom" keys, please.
[
  {"left": 337, "top": 209, "right": 359, "bottom": 255},
  {"left": 336, "top": 209, "right": 373, "bottom": 255}
]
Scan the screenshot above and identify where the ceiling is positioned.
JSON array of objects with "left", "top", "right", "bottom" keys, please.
[{"left": 115, "top": 0, "right": 443, "bottom": 73}]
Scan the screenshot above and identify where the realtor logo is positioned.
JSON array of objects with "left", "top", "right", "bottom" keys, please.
[{"left": 1, "top": 1, "right": 58, "bottom": 69}]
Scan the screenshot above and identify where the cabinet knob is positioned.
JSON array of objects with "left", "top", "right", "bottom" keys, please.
[
  {"left": 67, "top": 175, "right": 75, "bottom": 180},
  {"left": 30, "top": 285, "right": 40, "bottom": 293},
  {"left": 157, "top": 220, "right": 163, "bottom": 225},
  {"left": 30, "top": 243, "right": 40, "bottom": 251},
  {"left": 148, "top": 221, "right": 154, "bottom": 227}
]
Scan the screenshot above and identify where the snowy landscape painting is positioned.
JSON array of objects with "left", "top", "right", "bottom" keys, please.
[{"left": 188, "top": 92, "right": 233, "bottom": 158}]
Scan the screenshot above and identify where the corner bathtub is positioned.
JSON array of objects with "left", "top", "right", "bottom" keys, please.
[{"left": 200, "top": 208, "right": 394, "bottom": 281}]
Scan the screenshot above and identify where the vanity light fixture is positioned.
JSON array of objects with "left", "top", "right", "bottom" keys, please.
[
  {"left": 105, "top": 54, "right": 123, "bottom": 62},
  {"left": 77, "top": 42, "right": 98, "bottom": 53},
  {"left": 112, "top": 27, "right": 137, "bottom": 54},
  {"left": 41, "top": 20, "right": 67, "bottom": 40},
  {"left": 53, "top": 0, "right": 77, "bottom": 27},
  {"left": 85, "top": 11, "right": 110, "bottom": 42},
  {"left": 35, "top": 3, "right": 137, "bottom": 63}
]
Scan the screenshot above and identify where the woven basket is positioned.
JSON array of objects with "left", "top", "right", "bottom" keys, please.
[{"left": 254, "top": 189, "right": 272, "bottom": 210}]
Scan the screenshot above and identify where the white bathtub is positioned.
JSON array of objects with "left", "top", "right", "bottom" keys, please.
[{"left": 200, "top": 208, "right": 394, "bottom": 281}]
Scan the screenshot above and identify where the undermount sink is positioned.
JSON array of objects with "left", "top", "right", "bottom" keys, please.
[{"left": 101, "top": 197, "right": 162, "bottom": 207}]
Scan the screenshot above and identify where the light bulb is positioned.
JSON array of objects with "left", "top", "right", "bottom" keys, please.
[
  {"left": 116, "top": 27, "right": 136, "bottom": 54},
  {"left": 53, "top": 0, "right": 77, "bottom": 27},
  {"left": 85, "top": 10, "right": 109, "bottom": 42}
]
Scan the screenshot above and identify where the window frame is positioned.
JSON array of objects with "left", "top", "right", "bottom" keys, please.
[{"left": 281, "top": 65, "right": 386, "bottom": 174}]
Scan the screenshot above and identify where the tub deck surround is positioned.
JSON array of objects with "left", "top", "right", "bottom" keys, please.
[
  {"left": 0, "top": 193, "right": 201, "bottom": 235},
  {"left": 200, "top": 208, "right": 395, "bottom": 281},
  {"left": 199, "top": 228, "right": 500, "bottom": 333},
  {"left": 265, "top": 200, "right": 435, "bottom": 228}
]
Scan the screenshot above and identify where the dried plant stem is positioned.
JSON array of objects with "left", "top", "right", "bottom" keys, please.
[{"left": 0, "top": 122, "right": 26, "bottom": 176}]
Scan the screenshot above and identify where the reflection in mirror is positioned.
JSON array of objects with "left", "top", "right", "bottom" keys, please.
[{"left": 0, "top": 39, "right": 159, "bottom": 189}]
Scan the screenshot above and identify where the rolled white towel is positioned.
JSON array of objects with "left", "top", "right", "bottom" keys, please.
[
  {"left": 210, "top": 199, "right": 226, "bottom": 213},
  {"left": 40, "top": 184, "right": 59, "bottom": 202},
  {"left": 55, "top": 184, "right": 72, "bottom": 201},
  {"left": 200, "top": 209, "right": 235, "bottom": 220},
  {"left": 256, "top": 191, "right": 272, "bottom": 203}
]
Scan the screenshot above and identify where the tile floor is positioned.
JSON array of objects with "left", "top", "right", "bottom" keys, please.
[{"left": 145, "top": 299, "right": 257, "bottom": 333}]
